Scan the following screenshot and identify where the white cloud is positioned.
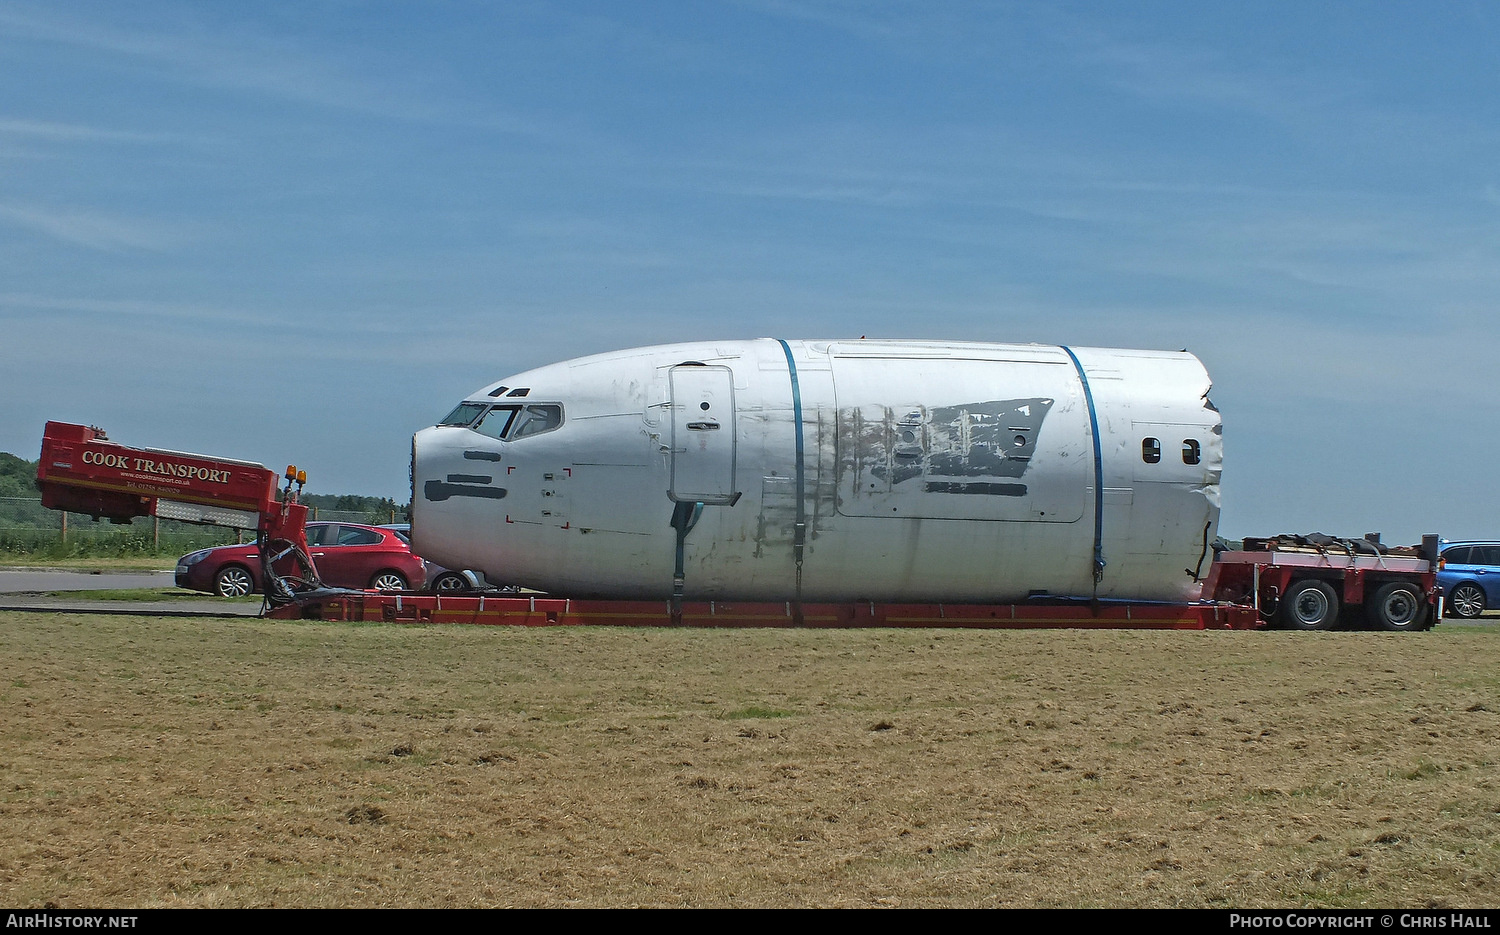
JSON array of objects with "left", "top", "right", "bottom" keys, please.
[
  {"left": 0, "top": 203, "right": 191, "bottom": 252},
  {"left": 0, "top": 3, "right": 524, "bottom": 130},
  {"left": 0, "top": 116, "right": 182, "bottom": 144},
  {"left": 0, "top": 291, "right": 265, "bottom": 325}
]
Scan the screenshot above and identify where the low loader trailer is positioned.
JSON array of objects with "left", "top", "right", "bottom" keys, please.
[
  {"left": 261, "top": 590, "right": 1262, "bottom": 629},
  {"left": 35, "top": 421, "right": 1436, "bottom": 632}
]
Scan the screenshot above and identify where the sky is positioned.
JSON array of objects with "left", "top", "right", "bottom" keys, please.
[{"left": 2, "top": 1, "right": 1497, "bottom": 544}]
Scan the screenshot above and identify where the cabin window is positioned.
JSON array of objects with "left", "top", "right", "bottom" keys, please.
[
  {"left": 1142, "top": 437, "right": 1161, "bottom": 464},
  {"left": 486, "top": 386, "right": 510, "bottom": 398},
  {"left": 506, "top": 387, "right": 531, "bottom": 398},
  {"left": 439, "top": 402, "right": 487, "bottom": 427},
  {"left": 1182, "top": 439, "right": 1201, "bottom": 465}
]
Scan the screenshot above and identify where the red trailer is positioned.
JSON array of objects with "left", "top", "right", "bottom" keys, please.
[
  {"left": 1203, "top": 535, "right": 1439, "bottom": 631},
  {"left": 36, "top": 421, "right": 321, "bottom": 604},
  {"left": 262, "top": 590, "right": 1262, "bottom": 629}
]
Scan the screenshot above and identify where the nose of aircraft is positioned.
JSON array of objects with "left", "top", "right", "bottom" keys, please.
[{"left": 409, "top": 424, "right": 490, "bottom": 572}]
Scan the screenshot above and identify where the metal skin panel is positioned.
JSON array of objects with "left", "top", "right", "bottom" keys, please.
[
  {"left": 669, "top": 365, "right": 737, "bottom": 504},
  {"left": 410, "top": 339, "right": 1222, "bottom": 604},
  {"left": 830, "top": 354, "right": 1088, "bottom": 522}
]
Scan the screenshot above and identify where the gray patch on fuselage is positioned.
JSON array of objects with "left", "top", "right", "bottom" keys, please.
[{"left": 870, "top": 397, "right": 1054, "bottom": 486}]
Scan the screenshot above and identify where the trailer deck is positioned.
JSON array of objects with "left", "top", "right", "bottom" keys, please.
[{"left": 267, "top": 592, "right": 1263, "bottom": 629}]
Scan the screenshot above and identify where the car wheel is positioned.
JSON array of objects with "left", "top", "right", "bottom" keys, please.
[
  {"left": 370, "top": 571, "right": 409, "bottom": 592},
  {"left": 1366, "top": 581, "right": 1425, "bottom": 631},
  {"left": 1448, "top": 583, "right": 1486, "bottom": 619},
  {"left": 431, "top": 572, "right": 470, "bottom": 593},
  {"left": 1279, "top": 579, "right": 1339, "bottom": 630},
  {"left": 214, "top": 565, "right": 255, "bottom": 598}
]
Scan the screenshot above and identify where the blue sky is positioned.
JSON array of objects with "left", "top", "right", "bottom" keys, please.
[{"left": 2, "top": 1, "right": 1496, "bottom": 543}]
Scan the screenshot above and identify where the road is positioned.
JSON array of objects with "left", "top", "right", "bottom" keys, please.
[
  {"left": 0, "top": 568, "right": 260, "bottom": 617},
  {"left": 0, "top": 569, "right": 176, "bottom": 593}
]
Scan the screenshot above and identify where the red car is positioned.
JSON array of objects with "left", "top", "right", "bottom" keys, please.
[{"left": 175, "top": 522, "right": 427, "bottom": 597}]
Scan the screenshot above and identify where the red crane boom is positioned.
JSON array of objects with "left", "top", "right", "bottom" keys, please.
[{"left": 35, "top": 421, "right": 322, "bottom": 602}]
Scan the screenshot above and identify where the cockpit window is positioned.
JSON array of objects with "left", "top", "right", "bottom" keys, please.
[
  {"left": 511, "top": 405, "right": 562, "bottom": 438},
  {"left": 469, "top": 403, "right": 563, "bottom": 441},
  {"left": 472, "top": 406, "right": 519, "bottom": 440},
  {"left": 439, "top": 402, "right": 487, "bottom": 427}
]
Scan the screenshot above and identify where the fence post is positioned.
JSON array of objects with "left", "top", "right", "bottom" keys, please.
[
  {"left": 153, "top": 516, "right": 160, "bottom": 549},
  {"left": 61, "top": 511, "right": 67, "bottom": 544}
]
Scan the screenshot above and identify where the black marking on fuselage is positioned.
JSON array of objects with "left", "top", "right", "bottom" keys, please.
[
  {"left": 923, "top": 481, "right": 1028, "bottom": 497},
  {"left": 424, "top": 480, "right": 508, "bottom": 502},
  {"left": 463, "top": 450, "right": 503, "bottom": 462},
  {"left": 446, "top": 473, "right": 493, "bottom": 484}
]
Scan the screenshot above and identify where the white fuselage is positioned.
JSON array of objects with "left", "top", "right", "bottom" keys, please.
[{"left": 410, "top": 339, "right": 1222, "bottom": 603}]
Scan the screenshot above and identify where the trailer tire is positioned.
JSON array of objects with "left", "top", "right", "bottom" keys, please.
[
  {"left": 1366, "top": 581, "right": 1425, "bottom": 631},
  {"left": 1279, "top": 579, "right": 1339, "bottom": 630},
  {"left": 1448, "top": 583, "right": 1486, "bottom": 619}
]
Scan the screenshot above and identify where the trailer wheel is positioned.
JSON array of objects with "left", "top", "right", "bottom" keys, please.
[
  {"left": 1279, "top": 579, "right": 1339, "bottom": 630},
  {"left": 1448, "top": 583, "right": 1486, "bottom": 619},
  {"left": 1366, "top": 582, "right": 1425, "bottom": 631}
]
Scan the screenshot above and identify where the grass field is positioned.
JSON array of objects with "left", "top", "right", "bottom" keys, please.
[
  {"left": 2, "top": 610, "right": 1498, "bottom": 908},
  {"left": 0, "top": 557, "right": 179, "bottom": 572},
  {"left": 37, "top": 588, "right": 257, "bottom": 603}
]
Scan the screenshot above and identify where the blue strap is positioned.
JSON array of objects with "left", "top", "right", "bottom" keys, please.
[
  {"left": 1061, "top": 346, "right": 1106, "bottom": 584},
  {"left": 775, "top": 339, "right": 807, "bottom": 622}
]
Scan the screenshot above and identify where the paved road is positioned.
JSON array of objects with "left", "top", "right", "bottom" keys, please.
[
  {"left": 0, "top": 596, "right": 261, "bottom": 617},
  {"left": 0, "top": 569, "right": 177, "bottom": 593},
  {"left": 0, "top": 568, "right": 262, "bottom": 617}
]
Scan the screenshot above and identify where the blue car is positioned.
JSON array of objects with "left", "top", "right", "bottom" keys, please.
[{"left": 1438, "top": 541, "right": 1500, "bottom": 618}]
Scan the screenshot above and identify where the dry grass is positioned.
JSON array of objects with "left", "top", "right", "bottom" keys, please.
[
  {"left": 0, "top": 558, "right": 177, "bottom": 572},
  {"left": 2, "top": 611, "right": 1498, "bottom": 908}
]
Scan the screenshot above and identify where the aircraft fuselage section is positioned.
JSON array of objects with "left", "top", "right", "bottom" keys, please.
[{"left": 410, "top": 339, "right": 1222, "bottom": 603}]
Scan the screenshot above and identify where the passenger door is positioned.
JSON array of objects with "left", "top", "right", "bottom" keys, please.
[
  {"left": 310, "top": 524, "right": 385, "bottom": 588},
  {"left": 1472, "top": 545, "right": 1500, "bottom": 605}
]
